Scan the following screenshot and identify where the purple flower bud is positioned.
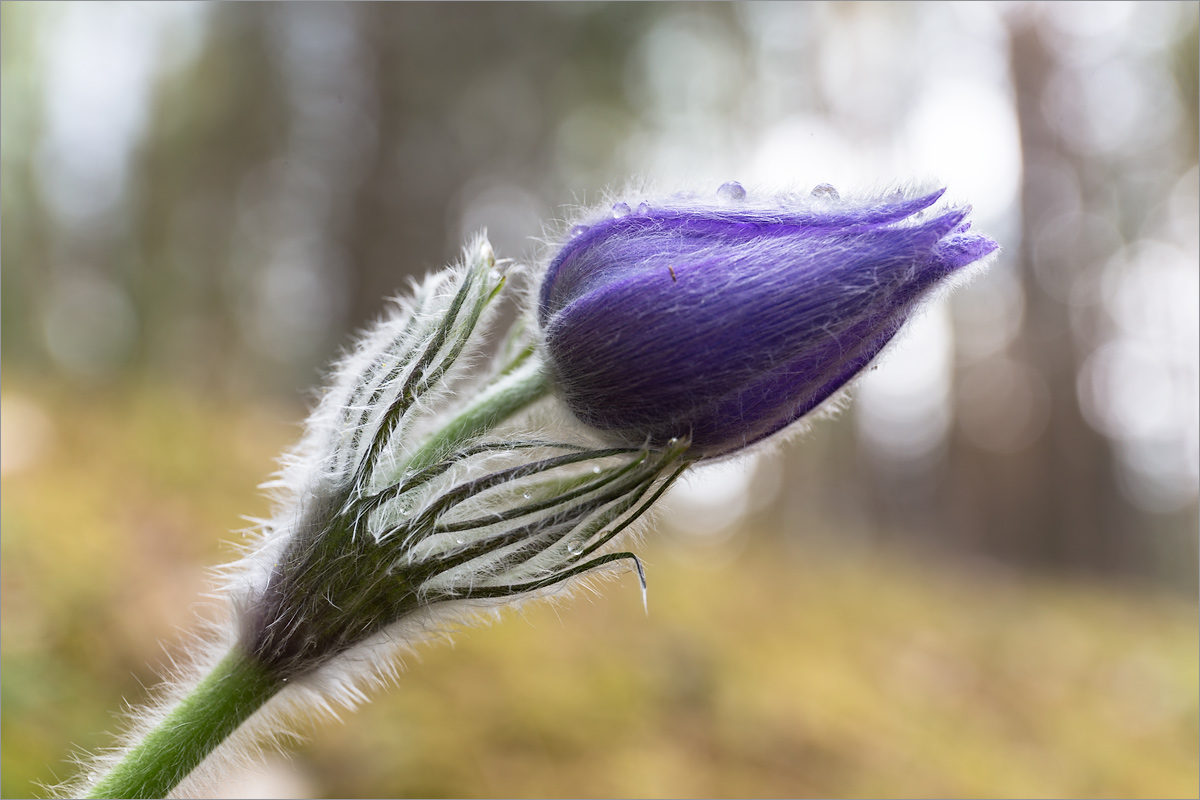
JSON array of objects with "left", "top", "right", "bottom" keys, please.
[{"left": 539, "top": 186, "right": 998, "bottom": 458}]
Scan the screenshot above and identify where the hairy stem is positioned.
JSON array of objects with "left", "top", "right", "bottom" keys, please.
[
  {"left": 87, "top": 650, "right": 281, "bottom": 799},
  {"left": 87, "top": 364, "right": 552, "bottom": 800},
  {"left": 401, "top": 357, "right": 552, "bottom": 477},
  {"left": 86, "top": 360, "right": 553, "bottom": 799}
]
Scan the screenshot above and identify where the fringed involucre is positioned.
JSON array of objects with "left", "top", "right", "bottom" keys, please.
[{"left": 231, "top": 237, "right": 688, "bottom": 693}]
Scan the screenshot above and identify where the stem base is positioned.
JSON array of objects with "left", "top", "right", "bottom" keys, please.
[{"left": 88, "top": 651, "right": 281, "bottom": 800}]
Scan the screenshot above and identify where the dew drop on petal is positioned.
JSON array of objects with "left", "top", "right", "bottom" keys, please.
[
  {"left": 810, "top": 183, "right": 839, "bottom": 199},
  {"left": 636, "top": 202, "right": 651, "bottom": 215},
  {"left": 716, "top": 181, "right": 747, "bottom": 202},
  {"left": 611, "top": 202, "right": 631, "bottom": 218},
  {"left": 567, "top": 540, "right": 585, "bottom": 555}
]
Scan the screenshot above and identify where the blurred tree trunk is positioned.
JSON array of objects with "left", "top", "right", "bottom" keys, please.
[
  {"left": 940, "top": 17, "right": 1138, "bottom": 576},
  {"left": 132, "top": 4, "right": 287, "bottom": 393}
]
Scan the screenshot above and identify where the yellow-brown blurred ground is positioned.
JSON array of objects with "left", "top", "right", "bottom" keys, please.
[{"left": 2, "top": 375, "right": 1197, "bottom": 799}]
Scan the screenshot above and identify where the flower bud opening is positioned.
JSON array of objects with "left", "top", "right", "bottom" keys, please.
[{"left": 539, "top": 185, "right": 998, "bottom": 457}]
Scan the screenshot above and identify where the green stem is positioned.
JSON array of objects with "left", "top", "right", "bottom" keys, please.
[
  {"left": 402, "top": 357, "right": 552, "bottom": 476},
  {"left": 88, "top": 650, "right": 282, "bottom": 799}
]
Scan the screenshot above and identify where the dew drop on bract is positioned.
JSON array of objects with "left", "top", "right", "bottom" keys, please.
[
  {"left": 716, "top": 181, "right": 747, "bottom": 202},
  {"left": 455, "top": 536, "right": 466, "bottom": 545},
  {"left": 810, "top": 183, "right": 839, "bottom": 199},
  {"left": 611, "top": 202, "right": 631, "bottom": 218},
  {"left": 592, "top": 466, "right": 602, "bottom": 474},
  {"left": 522, "top": 491, "right": 532, "bottom": 500},
  {"left": 567, "top": 540, "right": 585, "bottom": 555}
]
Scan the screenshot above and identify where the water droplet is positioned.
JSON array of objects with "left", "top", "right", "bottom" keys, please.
[
  {"left": 716, "top": 181, "right": 747, "bottom": 202},
  {"left": 455, "top": 536, "right": 466, "bottom": 545},
  {"left": 522, "top": 491, "right": 532, "bottom": 500},
  {"left": 592, "top": 466, "right": 602, "bottom": 474},
  {"left": 611, "top": 202, "right": 631, "bottom": 218},
  {"left": 810, "top": 183, "right": 839, "bottom": 199},
  {"left": 570, "top": 224, "right": 589, "bottom": 237},
  {"left": 636, "top": 201, "right": 651, "bottom": 215},
  {"left": 667, "top": 437, "right": 679, "bottom": 447},
  {"left": 567, "top": 540, "right": 585, "bottom": 555},
  {"left": 398, "top": 503, "right": 411, "bottom": 516}
]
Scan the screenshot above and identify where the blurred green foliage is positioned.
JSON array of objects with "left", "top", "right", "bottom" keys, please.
[{"left": 2, "top": 371, "right": 1196, "bottom": 799}]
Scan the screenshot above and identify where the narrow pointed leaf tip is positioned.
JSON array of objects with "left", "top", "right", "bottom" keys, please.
[{"left": 539, "top": 183, "right": 998, "bottom": 457}]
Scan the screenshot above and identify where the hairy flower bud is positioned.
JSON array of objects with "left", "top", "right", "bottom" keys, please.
[
  {"left": 72, "top": 185, "right": 998, "bottom": 800},
  {"left": 539, "top": 184, "right": 998, "bottom": 457}
]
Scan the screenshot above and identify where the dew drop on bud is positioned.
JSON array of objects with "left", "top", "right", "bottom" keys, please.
[
  {"left": 567, "top": 540, "right": 585, "bottom": 555},
  {"left": 636, "top": 202, "right": 651, "bottom": 215},
  {"left": 810, "top": 183, "right": 839, "bottom": 199},
  {"left": 716, "top": 181, "right": 747, "bottom": 202},
  {"left": 611, "top": 202, "right": 631, "bottom": 218}
]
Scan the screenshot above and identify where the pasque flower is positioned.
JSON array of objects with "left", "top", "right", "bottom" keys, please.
[
  {"left": 76, "top": 239, "right": 690, "bottom": 799},
  {"left": 71, "top": 183, "right": 995, "bottom": 799},
  {"left": 540, "top": 184, "right": 998, "bottom": 456}
]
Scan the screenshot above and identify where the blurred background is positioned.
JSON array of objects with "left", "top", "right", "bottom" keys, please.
[{"left": 2, "top": 2, "right": 1197, "bottom": 797}]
